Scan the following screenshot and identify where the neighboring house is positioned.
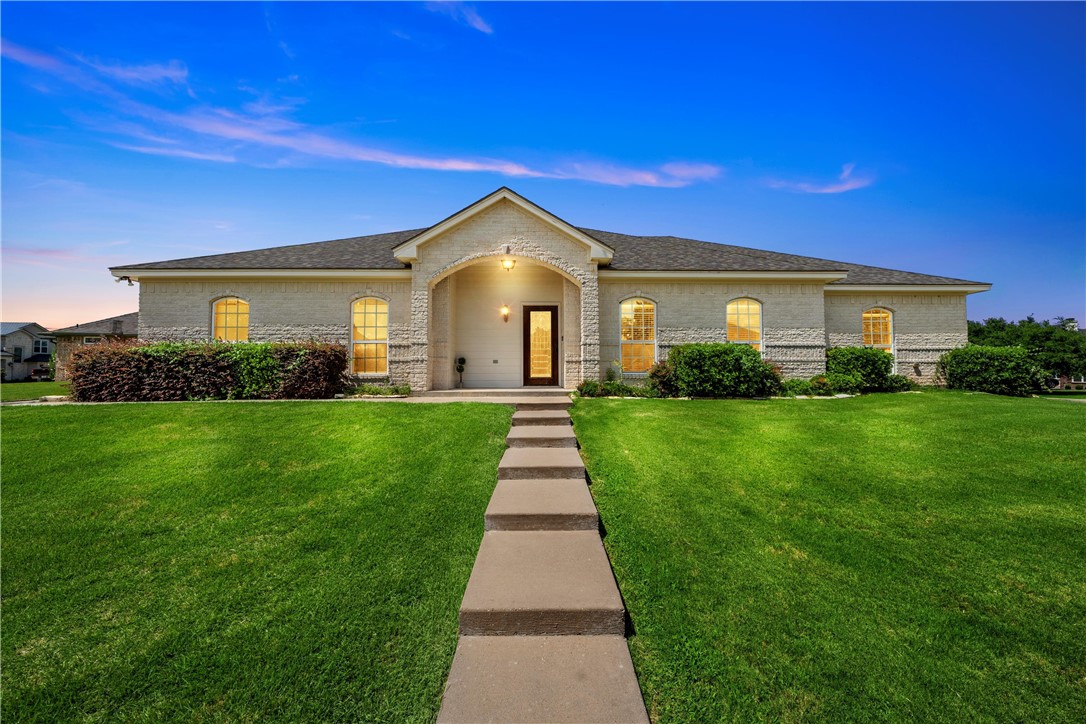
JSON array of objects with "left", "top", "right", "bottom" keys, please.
[
  {"left": 51, "top": 312, "right": 139, "bottom": 381},
  {"left": 110, "top": 188, "right": 991, "bottom": 390},
  {"left": 1, "top": 322, "right": 54, "bottom": 381}
]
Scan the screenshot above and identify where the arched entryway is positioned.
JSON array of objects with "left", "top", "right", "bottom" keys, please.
[{"left": 428, "top": 256, "right": 582, "bottom": 389}]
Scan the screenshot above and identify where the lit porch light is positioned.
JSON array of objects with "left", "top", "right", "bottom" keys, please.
[
  {"left": 501, "top": 258, "right": 516, "bottom": 271},
  {"left": 500, "top": 305, "right": 510, "bottom": 323}
]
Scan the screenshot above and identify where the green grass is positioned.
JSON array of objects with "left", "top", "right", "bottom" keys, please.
[
  {"left": 1, "top": 380, "right": 68, "bottom": 401},
  {"left": 572, "top": 392, "right": 1086, "bottom": 722},
  {"left": 2, "top": 401, "right": 512, "bottom": 721}
]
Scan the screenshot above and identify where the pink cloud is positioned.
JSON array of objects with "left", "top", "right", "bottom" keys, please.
[
  {"left": 659, "top": 162, "right": 723, "bottom": 182},
  {"left": 765, "top": 163, "right": 875, "bottom": 194},
  {"left": 4, "top": 40, "right": 727, "bottom": 189},
  {"left": 426, "top": 2, "right": 493, "bottom": 34},
  {"left": 78, "top": 57, "right": 189, "bottom": 87}
]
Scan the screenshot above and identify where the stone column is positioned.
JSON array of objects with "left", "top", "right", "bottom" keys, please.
[
  {"left": 562, "top": 279, "right": 583, "bottom": 386},
  {"left": 408, "top": 269, "right": 431, "bottom": 391},
  {"left": 579, "top": 267, "right": 600, "bottom": 383}
]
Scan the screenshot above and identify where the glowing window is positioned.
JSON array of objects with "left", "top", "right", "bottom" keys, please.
[
  {"left": 727, "top": 298, "right": 762, "bottom": 352},
  {"left": 863, "top": 308, "right": 894, "bottom": 353},
  {"left": 352, "top": 298, "right": 388, "bottom": 375},
  {"left": 620, "top": 298, "right": 656, "bottom": 373},
  {"left": 213, "top": 298, "right": 249, "bottom": 341}
]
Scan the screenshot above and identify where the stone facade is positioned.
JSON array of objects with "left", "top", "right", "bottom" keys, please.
[
  {"left": 130, "top": 197, "right": 977, "bottom": 389},
  {"left": 408, "top": 199, "right": 600, "bottom": 390},
  {"left": 599, "top": 280, "right": 828, "bottom": 378},
  {"left": 825, "top": 292, "right": 968, "bottom": 382}
]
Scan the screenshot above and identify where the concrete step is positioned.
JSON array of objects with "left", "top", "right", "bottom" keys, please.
[
  {"left": 485, "top": 479, "right": 598, "bottom": 531},
  {"left": 511, "top": 409, "right": 571, "bottom": 427},
  {"left": 459, "top": 531, "right": 624, "bottom": 636},
  {"left": 438, "top": 635, "right": 648, "bottom": 723},
  {"left": 506, "top": 425, "right": 578, "bottom": 448},
  {"left": 498, "top": 447, "right": 585, "bottom": 480},
  {"left": 515, "top": 398, "right": 573, "bottom": 412}
]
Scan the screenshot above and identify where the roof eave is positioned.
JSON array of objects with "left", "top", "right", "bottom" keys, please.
[
  {"left": 598, "top": 269, "right": 850, "bottom": 282},
  {"left": 111, "top": 267, "right": 413, "bottom": 282},
  {"left": 825, "top": 283, "right": 992, "bottom": 294}
]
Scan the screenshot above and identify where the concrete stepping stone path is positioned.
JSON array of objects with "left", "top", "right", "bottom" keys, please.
[{"left": 438, "top": 393, "right": 648, "bottom": 724}]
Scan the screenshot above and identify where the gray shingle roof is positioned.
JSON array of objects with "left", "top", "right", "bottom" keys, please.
[
  {"left": 1, "top": 322, "right": 34, "bottom": 335},
  {"left": 52, "top": 312, "right": 139, "bottom": 336},
  {"left": 112, "top": 219, "right": 986, "bottom": 286},
  {"left": 115, "top": 229, "right": 424, "bottom": 271}
]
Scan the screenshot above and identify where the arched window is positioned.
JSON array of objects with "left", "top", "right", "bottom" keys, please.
[
  {"left": 352, "top": 298, "right": 389, "bottom": 375},
  {"left": 620, "top": 298, "right": 656, "bottom": 373},
  {"left": 727, "top": 298, "right": 762, "bottom": 352},
  {"left": 863, "top": 308, "right": 893, "bottom": 354},
  {"left": 213, "top": 297, "right": 249, "bottom": 341}
]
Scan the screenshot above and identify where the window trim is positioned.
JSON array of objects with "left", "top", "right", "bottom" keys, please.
[
  {"left": 33, "top": 339, "right": 49, "bottom": 355},
  {"left": 211, "top": 296, "right": 251, "bottom": 342},
  {"left": 350, "top": 296, "right": 390, "bottom": 376},
  {"left": 726, "top": 297, "right": 764, "bottom": 356},
  {"left": 618, "top": 296, "right": 657, "bottom": 375},
  {"left": 862, "top": 307, "right": 896, "bottom": 371},
  {"left": 83, "top": 337, "right": 102, "bottom": 345}
]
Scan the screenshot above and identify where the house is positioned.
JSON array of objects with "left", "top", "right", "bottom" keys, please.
[
  {"left": 51, "top": 312, "right": 139, "bottom": 381},
  {"left": 1, "top": 322, "right": 54, "bottom": 381},
  {"left": 110, "top": 188, "right": 991, "bottom": 390}
]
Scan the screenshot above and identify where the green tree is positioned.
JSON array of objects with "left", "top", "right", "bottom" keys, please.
[{"left": 967, "top": 316, "right": 1086, "bottom": 378}]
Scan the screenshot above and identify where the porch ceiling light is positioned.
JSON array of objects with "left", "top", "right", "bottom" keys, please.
[
  {"left": 500, "top": 305, "right": 510, "bottom": 323},
  {"left": 501, "top": 258, "right": 516, "bottom": 271}
]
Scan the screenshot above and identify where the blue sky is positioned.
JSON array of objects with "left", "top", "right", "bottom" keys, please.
[{"left": 2, "top": 1, "right": 1083, "bottom": 328}]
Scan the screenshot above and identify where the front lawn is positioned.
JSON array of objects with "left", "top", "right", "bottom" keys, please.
[
  {"left": 2, "top": 401, "right": 511, "bottom": 721},
  {"left": 1, "top": 380, "right": 68, "bottom": 401},
  {"left": 573, "top": 392, "right": 1086, "bottom": 722}
]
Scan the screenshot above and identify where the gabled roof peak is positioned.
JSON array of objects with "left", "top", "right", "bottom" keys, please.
[{"left": 391, "top": 187, "right": 615, "bottom": 264}]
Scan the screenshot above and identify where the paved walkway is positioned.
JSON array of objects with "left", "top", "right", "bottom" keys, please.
[{"left": 437, "top": 393, "right": 648, "bottom": 723}]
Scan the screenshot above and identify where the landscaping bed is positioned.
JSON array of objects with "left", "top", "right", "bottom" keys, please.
[
  {"left": 573, "top": 391, "right": 1086, "bottom": 721},
  {"left": 2, "top": 401, "right": 512, "bottom": 721}
]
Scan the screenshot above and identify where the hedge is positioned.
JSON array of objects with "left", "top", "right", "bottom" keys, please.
[
  {"left": 667, "top": 343, "right": 781, "bottom": 398},
  {"left": 937, "top": 345, "right": 1047, "bottom": 397},
  {"left": 826, "top": 346, "right": 895, "bottom": 392},
  {"left": 69, "top": 340, "right": 351, "bottom": 402}
]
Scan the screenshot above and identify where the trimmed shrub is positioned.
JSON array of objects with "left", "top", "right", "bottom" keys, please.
[
  {"left": 647, "top": 360, "right": 678, "bottom": 398},
  {"left": 668, "top": 343, "right": 781, "bottom": 398},
  {"left": 352, "top": 383, "right": 411, "bottom": 396},
  {"left": 826, "top": 346, "right": 894, "bottom": 392},
  {"left": 69, "top": 341, "right": 350, "bottom": 402},
  {"left": 781, "top": 378, "right": 815, "bottom": 396},
  {"left": 576, "top": 380, "right": 601, "bottom": 397},
  {"left": 576, "top": 379, "right": 655, "bottom": 398},
  {"left": 885, "top": 374, "right": 916, "bottom": 393},
  {"left": 807, "top": 373, "right": 861, "bottom": 395},
  {"left": 937, "top": 345, "right": 1046, "bottom": 397}
]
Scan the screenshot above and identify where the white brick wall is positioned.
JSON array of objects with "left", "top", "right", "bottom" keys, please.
[
  {"left": 137, "top": 278, "right": 412, "bottom": 383},
  {"left": 598, "top": 280, "right": 828, "bottom": 378},
  {"left": 133, "top": 210, "right": 975, "bottom": 389},
  {"left": 825, "top": 292, "right": 968, "bottom": 381}
]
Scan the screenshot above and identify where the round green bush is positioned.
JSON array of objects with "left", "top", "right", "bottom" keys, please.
[
  {"left": 938, "top": 345, "right": 1046, "bottom": 397},
  {"left": 668, "top": 343, "right": 781, "bottom": 398}
]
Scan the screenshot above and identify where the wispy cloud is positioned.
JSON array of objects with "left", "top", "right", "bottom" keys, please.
[
  {"left": 108, "top": 143, "right": 237, "bottom": 163},
  {"left": 765, "top": 163, "right": 875, "bottom": 194},
  {"left": 2, "top": 39, "right": 724, "bottom": 188},
  {"left": 426, "top": 2, "right": 493, "bottom": 34},
  {"left": 78, "top": 57, "right": 189, "bottom": 87}
]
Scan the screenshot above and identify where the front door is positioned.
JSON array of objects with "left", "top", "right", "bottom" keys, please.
[{"left": 523, "top": 305, "right": 559, "bottom": 386}]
